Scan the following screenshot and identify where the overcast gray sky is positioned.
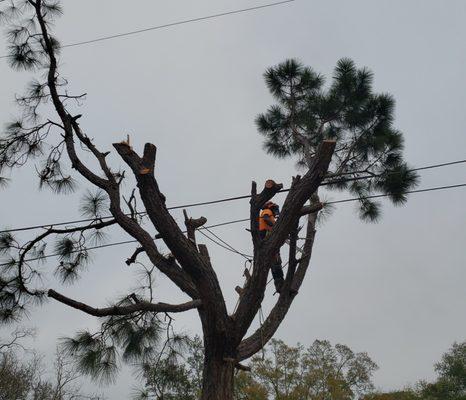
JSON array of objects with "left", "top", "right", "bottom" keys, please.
[{"left": 1, "top": 0, "right": 465, "bottom": 397}]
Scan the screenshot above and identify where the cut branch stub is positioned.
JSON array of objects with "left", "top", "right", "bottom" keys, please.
[
  {"left": 258, "top": 179, "right": 284, "bottom": 208},
  {"left": 183, "top": 209, "right": 207, "bottom": 244},
  {"left": 126, "top": 247, "right": 145, "bottom": 266},
  {"left": 113, "top": 142, "right": 156, "bottom": 176},
  {"left": 299, "top": 202, "right": 324, "bottom": 216},
  {"left": 140, "top": 143, "right": 157, "bottom": 174},
  {"left": 249, "top": 179, "right": 283, "bottom": 246}
]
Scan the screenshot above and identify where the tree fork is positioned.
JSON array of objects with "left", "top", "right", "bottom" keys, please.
[{"left": 234, "top": 140, "right": 336, "bottom": 342}]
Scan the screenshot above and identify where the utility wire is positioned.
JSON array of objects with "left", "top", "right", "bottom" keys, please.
[
  {"left": 328, "top": 183, "right": 466, "bottom": 204},
  {"left": 199, "top": 226, "right": 253, "bottom": 260},
  {"left": 0, "top": 218, "right": 251, "bottom": 266},
  {"left": 1, "top": 158, "right": 465, "bottom": 235},
  {"left": 0, "top": 0, "right": 296, "bottom": 59},
  {"left": 1, "top": 182, "right": 465, "bottom": 267}
]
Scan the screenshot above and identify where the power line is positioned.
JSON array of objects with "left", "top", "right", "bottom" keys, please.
[
  {"left": 1, "top": 181, "right": 465, "bottom": 267},
  {"left": 199, "top": 226, "right": 252, "bottom": 260},
  {"left": 0, "top": 0, "right": 296, "bottom": 59},
  {"left": 328, "top": 183, "right": 466, "bottom": 204},
  {"left": 1, "top": 158, "right": 465, "bottom": 235},
  {"left": 407, "top": 159, "right": 466, "bottom": 172},
  {"left": 0, "top": 218, "right": 251, "bottom": 266}
]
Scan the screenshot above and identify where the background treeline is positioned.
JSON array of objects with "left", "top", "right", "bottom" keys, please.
[
  {"left": 0, "top": 328, "right": 104, "bottom": 400},
  {"left": 1, "top": 329, "right": 464, "bottom": 400},
  {"left": 135, "top": 336, "right": 466, "bottom": 400}
]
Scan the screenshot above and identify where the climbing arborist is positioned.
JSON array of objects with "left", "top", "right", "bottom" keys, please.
[{"left": 259, "top": 201, "right": 284, "bottom": 293}]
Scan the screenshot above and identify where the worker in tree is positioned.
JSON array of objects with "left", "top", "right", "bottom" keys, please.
[{"left": 259, "top": 201, "right": 284, "bottom": 293}]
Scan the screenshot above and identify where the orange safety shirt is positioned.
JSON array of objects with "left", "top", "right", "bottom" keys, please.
[{"left": 259, "top": 209, "right": 275, "bottom": 231}]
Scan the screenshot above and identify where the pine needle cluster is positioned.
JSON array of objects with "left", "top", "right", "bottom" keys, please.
[
  {"left": 61, "top": 300, "right": 166, "bottom": 384},
  {"left": 0, "top": 0, "right": 79, "bottom": 193},
  {"left": 257, "top": 58, "right": 419, "bottom": 221}
]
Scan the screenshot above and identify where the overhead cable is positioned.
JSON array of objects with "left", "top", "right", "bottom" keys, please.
[
  {"left": 1, "top": 181, "right": 465, "bottom": 266},
  {"left": 1, "top": 158, "right": 465, "bottom": 234},
  {"left": 0, "top": 0, "right": 296, "bottom": 59}
]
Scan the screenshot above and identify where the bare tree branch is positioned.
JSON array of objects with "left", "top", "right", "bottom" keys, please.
[
  {"left": 112, "top": 142, "right": 229, "bottom": 323},
  {"left": 233, "top": 140, "right": 335, "bottom": 342},
  {"left": 47, "top": 289, "right": 202, "bottom": 316},
  {"left": 237, "top": 208, "right": 319, "bottom": 361},
  {"left": 183, "top": 209, "right": 207, "bottom": 245},
  {"left": 0, "top": 327, "right": 35, "bottom": 352}
]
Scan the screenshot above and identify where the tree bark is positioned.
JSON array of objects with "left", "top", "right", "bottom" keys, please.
[{"left": 201, "top": 341, "right": 235, "bottom": 400}]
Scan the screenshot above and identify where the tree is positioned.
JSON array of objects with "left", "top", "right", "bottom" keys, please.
[
  {"left": 250, "top": 339, "right": 302, "bottom": 399},
  {"left": 0, "top": 346, "right": 103, "bottom": 400},
  {"left": 137, "top": 337, "right": 377, "bottom": 400},
  {"left": 435, "top": 341, "right": 466, "bottom": 395},
  {"left": 248, "top": 339, "right": 377, "bottom": 399},
  {"left": 235, "top": 372, "right": 269, "bottom": 400},
  {"left": 138, "top": 337, "right": 377, "bottom": 400},
  {"left": 0, "top": 326, "right": 35, "bottom": 353},
  {"left": 363, "top": 391, "right": 419, "bottom": 400},
  {"left": 0, "top": 351, "right": 40, "bottom": 400},
  {"left": 364, "top": 340, "right": 466, "bottom": 400},
  {"left": 0, "top": 2, "right": 416, "bottom": 399},
  {"left": 256, "top": 58, "right": 418, "bottom": 221},
  {"left": 135, "top": 335, "right": 201, "bottom": 400},
  {"left": 417, "top": 341, "right": 466, "bottom": 400}
]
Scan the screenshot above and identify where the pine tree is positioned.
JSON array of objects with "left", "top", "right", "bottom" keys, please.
[
  {"left": 256, "top": 58, "right": 418, "bottom": 221},
  {"left": 0, "top": 2, "right": 417, "bottom": 399}
]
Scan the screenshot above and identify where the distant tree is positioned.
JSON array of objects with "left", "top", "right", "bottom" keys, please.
[
  {"left": 135, "top": 335, "right": 201, "bottom": 400},
  {"left": 250, "top": 339, "right": 302, "bottom": 399},
  {"left": 364, "top": 340, "right": 466, "bottom": 400},
  {"left": 0, "top": 346, "right": 102, "bottom": 400},
  {"left": 138, "top": 336, "right": 377, "bottom": 400},
  {"left": 0, "top": 2, "right": 416, "bottom": 399},
  {"left": 363, "top": 391, "right": 419, "bottom": 400},
  {"left": 248, "top": 339, "right": 377, "bottom": 400},
  {"left": 435, "top": 342, "right": 466, "bottom": 395},
  {"left": 0, "top": 326, "right": 34, "bottom": 353},
  {"left": 234, "top": 371, "right": 268, "bottom": 400},
  {"left": 0, "top": 351, "right": 40, "bottom": 400},
  {"left": 418, "top": 341, "right": 466, "bottom": 400}
]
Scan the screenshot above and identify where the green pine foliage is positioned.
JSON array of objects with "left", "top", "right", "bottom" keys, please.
[
  {"left": 0, "top": 0, "right": 75, "bottom": 194},
  {"left": 257, "top": 58, "right": 419, "bottom": 221},
  {"left": 61, "top": 306, "right": 164, "bottom": 384},
  {"left": 53, "top": 237, "right": 90, "bottom": 284},
  {"left": 79, "top": 190, "right": 109, "bottom": 219}
]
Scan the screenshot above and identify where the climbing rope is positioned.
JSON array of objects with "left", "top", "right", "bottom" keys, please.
[{"left": 259, "top": 306, "right": 266, "bottom": 360}]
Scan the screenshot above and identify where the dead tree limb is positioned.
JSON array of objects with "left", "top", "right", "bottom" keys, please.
[
  {"left": 183, "top": 209, "right": 207, "bottom": 245},
  {"left": 48, "top": 289, "right": 201, "bottom": 316}
]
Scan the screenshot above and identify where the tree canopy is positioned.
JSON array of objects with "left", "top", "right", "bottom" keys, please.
[
  {"left": 256, "top": 58, "right": 418, "bottom": 221},
  {"left": 137, "top": 336, "right": 378, "bottom": 400}
]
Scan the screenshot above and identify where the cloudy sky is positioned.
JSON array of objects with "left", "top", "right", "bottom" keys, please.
[{"left": 1, "top": 0, "right": 465, "bottom": 397}]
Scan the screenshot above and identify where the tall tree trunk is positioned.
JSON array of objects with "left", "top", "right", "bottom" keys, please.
[
  {"left": 201, "top": 357, "right": 235, "bottom": 400},
  {"left": 200, "top": 335, "right": 235, "bottom": 400}
]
